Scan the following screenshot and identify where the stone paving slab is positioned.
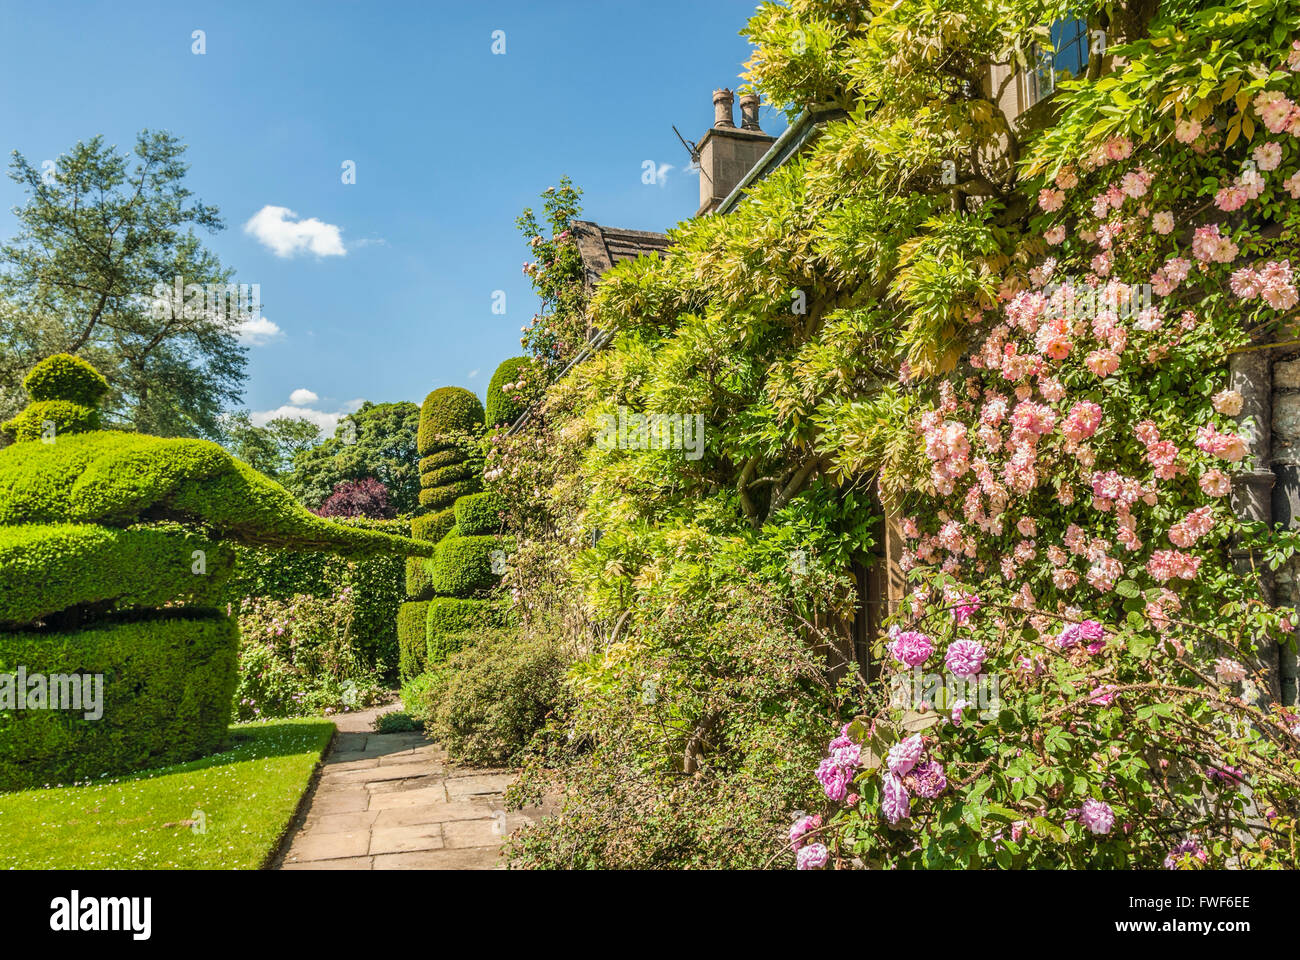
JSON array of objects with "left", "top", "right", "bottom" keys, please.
[{"left": 272, "top": 703, "right": 536, "bottom": 871}]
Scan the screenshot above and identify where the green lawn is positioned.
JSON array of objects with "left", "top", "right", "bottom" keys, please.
[{"left": 0, "top": 718, "right": 334, "bottom": 869}]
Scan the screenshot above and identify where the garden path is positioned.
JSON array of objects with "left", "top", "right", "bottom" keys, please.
[{"left": 272, "top": 703, "right": 540, "bottom": 869}]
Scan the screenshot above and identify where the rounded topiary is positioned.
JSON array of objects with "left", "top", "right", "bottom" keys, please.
[
  {"left": 24, "top": 353, "right": 110, "bottom": 405},
  {"left": 485, "top": 356, "right": 533, "bottom": 427},
  {"left": 397, "top": 600, "right": 431, "bottom": 681},
  {"left": 417, "top": 387, "right": 484, "bottom": 455},
  {"left": 419, "top": 449, "right": 462, "bottom": 474},
  {"left": 410, "top": 507, "right": 456, "bottom": 544},
  {"left": 429, "top": 533, "right": 507, "bottom": 596},
  {"left": 418, "top": 477, "right": 480, "bottom": 512},
  {"left": 454, "top": 491, "right": 504, "bottom": 535},
  {"left": 2, "top": 400, "right": 101, "bottom": 443},
  {"left": 425, "top": 596, "right": 501, "bottom": 664}
]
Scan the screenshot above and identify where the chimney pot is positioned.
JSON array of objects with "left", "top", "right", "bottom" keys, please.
[
  {"left": 739, "top": 93, "right": 762, "bottom": 131},
  {"left": 712, "top": 88, "right": 736, "bottom": 128}
]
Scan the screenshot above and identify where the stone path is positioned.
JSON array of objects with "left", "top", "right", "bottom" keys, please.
[{"left": 273, "top": 704, "right": 540, "bottom": 870}]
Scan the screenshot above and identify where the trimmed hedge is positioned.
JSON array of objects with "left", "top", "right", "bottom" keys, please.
[
  {"left": 485, "top": 356, "right": 532, "bottom": 427},
  {"left": 454, "top": 491, "right": 504, "bottom": 536},
  {"left": 22, "top": 352, "right": 109, "bottom": 405},
  {"left": 425, "top": 597, "right": 501, "bottom": 664},
  {"left": 418, "top": 477, "right": 480, "bottom": 512},
  {"left": 419, "top": 449, "right": 461, "bottom": 474},
  {"left": 0, "top": 523, "right": 234, "bottom": 625},
  {"left": 397, "top": 601, "right": 431, "bottom": 681},
  {"left": 429, "top": 534, "right": 504, "bottom": 596},
  {"left": 0, "top": 611, "right": 240, "bottom": 791},
  {"left": 419, "top": 460, "right": 476, "bottom": 491},
  {"left": 405, "top": 555, "right": 433, "bottom": 600},
  {"left": 410, "top": 507, "right": 455, "bottom": 544},
  {"left": 222, "top": 517, "right": 410, "bottom": 672},
  {"left": 2, "top": 399, "right": 100, "bottom": 443},
  {"left": 416, "top": 387, "right": 483, "bottom": 455}
]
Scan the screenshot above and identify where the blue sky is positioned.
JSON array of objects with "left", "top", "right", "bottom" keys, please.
[{"left": 0, "top": 0, "right": 785, "bottom": 433}]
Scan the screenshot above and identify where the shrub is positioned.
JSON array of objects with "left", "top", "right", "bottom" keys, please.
[
  {"left": 405, "top": 556, "right": 433, "bottom": 600},
  {"left": 429, "top": 534, "right": 504, "bottom": 596},
  {"left": 410, "top": 507, "right": 455, "bottom": 544},
  {"left": 234, "top": 591, "right": 386, "bottom": 721},
  {"left": 397, "top": 601, "right": 431, "bottom": 681},
  {"left": 0, "top": 611, "right": 240, "bottom": 791},
  {"left": 2, "top": 399, "right": 100, "bottom": 442},
  {"left": 454, "top": 491, "right": 504, "bottom": 536},
  {"left": 416, "top": 387, "right": 484, "bottom": 455},
  {"left": 315, "top": 477, "right": 395, "bottom": 519},
  {"left": 400, "top": 668, "right": 445, "bottom": 725},
  {"left": 418, "top": 449, "right": 461, "bottom": 474},
  {"left": 0, "top": 523, "right": 234, "bottom": 625},
  {"left": 422, "top": 626, "right": 565, "bottom": 766},
  {"left": 222, "top": 517, "right": 410, "bottom": 672},
  {"left": 418, "top": 477, "right": 479, "bottom": 512},
  {"left": 485, "top": 356, "right": 533, "bottom": 427},
  {"left": 426, "top": 597, "right": 500, "bottom": 663},
  {"left": 373, "top": 710, "right": 420, "bottom": 734},
  {"left": 419, "top": 460, "right": 476, "bottom": 491},
  {"left": 21, "top": 353, "right": 110, "bottom": 406}
]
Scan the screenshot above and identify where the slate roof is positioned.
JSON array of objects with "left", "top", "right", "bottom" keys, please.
[{"left": 570, "top": 220, "right": 671, "bottom": 293}]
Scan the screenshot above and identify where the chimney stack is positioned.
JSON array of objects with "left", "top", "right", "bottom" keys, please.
[
  {"left": 695, "top": 88, "right": 776, "bottom": 216},
  {"left": 713, "top": 88, "right": 736, "bottom": 128}
]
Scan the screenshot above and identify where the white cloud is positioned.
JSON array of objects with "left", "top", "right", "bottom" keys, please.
[
  {"left": 251, "top": 396, "right": 365, "bottom": 436},
  {"left": 234, "top": 314, "right": 283, "bottom": 346},
  {"left": 244, "top": 205, "right": 346, "bottom": 258},
  {"left": 467, "top": 369, "right": 480, "bottom": 379}
]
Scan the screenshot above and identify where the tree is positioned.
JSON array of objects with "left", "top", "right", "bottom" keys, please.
[
  {"left": 1, "top": 130, "right": 246, "bottom": 439},
  {"left": 218, "top": 411, "right": 322, "bottom": 478},
  {"left": 315, "top": 478, "right": 395, "bottom": 519},
  {"left": 285, "top": 401, "right": 422, "bottom": 515}
]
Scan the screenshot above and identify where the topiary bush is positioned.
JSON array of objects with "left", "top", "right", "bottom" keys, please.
[
  {"left": 410, "top": 507, "right": 456, "bottom": 545},
  {"left": 0, "top": 611, "right": 240, "bottom": 790},
  {"left": 405, "top": 556, "right": 434, "bottom": 600},
  {"left": 0, "top": 353, "right": 423, "bottom": 790},
  {"left": 485, "top": 356, "right": 534, "bottom": 427},
  {"left": 416, "top": 387, "right": 484, "bottom": 455},
  {"left": 454, "top": 491, "right": 504, "bottom": 536},
  {"left": 397, "top": 600, "right": 431, "bottom": 681},
  {"left": 429, "top": 534, "right": 506, "bottom": 597},
  {"left": 426, "top": 596, "right": 501, "bottom": 664},
  {"left": 418, "top": 477, "right": 480, "bottom": 512}
]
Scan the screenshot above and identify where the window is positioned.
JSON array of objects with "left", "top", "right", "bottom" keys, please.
[{"left": 1026, "top": 18, "right": 1090, "bottom": 107}]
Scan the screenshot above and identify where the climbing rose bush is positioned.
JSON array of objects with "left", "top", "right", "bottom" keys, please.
[{"left": 799, "top": 18, "right": 1300, "bottom": 870}]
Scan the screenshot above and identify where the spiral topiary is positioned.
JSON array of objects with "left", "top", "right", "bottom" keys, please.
[
  {"left": 416, "top": 387, "right": 484, "bottom": 455},
  {"left": 1, "top": 353, "right": 111, "bottom": 442}
]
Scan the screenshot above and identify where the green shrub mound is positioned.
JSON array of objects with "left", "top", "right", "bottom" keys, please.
[
  {"left": 397, "top": 601, "right": 431, "bottom": 681},
  {"left": 2, "top": 400, "right": 100, "bottom": 443},
  {"left": 400, "top": 668, "right": 444, "bottom": 725},
  {"left": 453, "top": 491, "right": 504, "bottom": 536},
  {"left": 410, "top": 507, "right": 456, "bottom": 544},
  {"left": 405, "top": 555, "right": 434, "bottom": 600},
  {"left": 416, "top": 387, "right": 484, "bottom": 455},
  {"left": 0, "top": 611, "right": 240, "bottom": 791},
  {"left": 0, "top": 524, "right": 234, "bottom": 625},
  {"left": 429, "top": 534, "right": 506, "bottom": 596},
  {"left": 425, "top": 597, "right": 501, "bottom": 663},
  {"left": 485, "top": 357, "right": 532, "bottom": 427},
  {"left": 418, "top": 477, "right": 480, "bottom": 512},
  {"left": 420, "top": 627, "right": 565, "bottom": 765},
  {"left": 21, "top": 353, "right": 110, "bottom": 405}
]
